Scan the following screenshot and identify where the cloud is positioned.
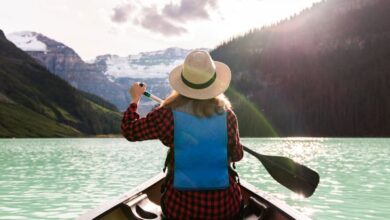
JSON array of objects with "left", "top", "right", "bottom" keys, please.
[
  {"left": 110, "top": 0, "right": 219, "bottom": 36},
  {"left": 140, "top": 7, "right": 187, "bottom": 36},
  {"left": 163, "top": 0, "right": 218, "bottom": 21},
  {"left": 111, "top": 3, "right": 134, "bottom": 23}
]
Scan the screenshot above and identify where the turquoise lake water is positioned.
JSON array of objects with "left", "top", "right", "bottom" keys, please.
[{"left": 0, "top": 138, "right": 389, "bottom": 219}]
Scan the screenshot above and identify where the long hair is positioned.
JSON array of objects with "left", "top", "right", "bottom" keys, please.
[{"left": 161, "top": 91, "right": 232, "bottom": 117}]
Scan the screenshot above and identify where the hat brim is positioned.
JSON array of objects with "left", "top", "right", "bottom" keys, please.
[{"left": 169, "top": 61, "right": 231, "bottom": 100}]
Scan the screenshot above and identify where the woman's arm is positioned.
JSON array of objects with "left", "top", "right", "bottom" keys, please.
[
  {"left": 121, "top": 83, "right": 170, "bottom": 142},
  {"left": 121, "top": 103, "right": 167, "bottom": 141}
]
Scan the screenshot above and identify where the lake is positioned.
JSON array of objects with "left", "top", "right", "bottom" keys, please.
[{"left": 0, "top": 138, "right": 389, "bottom": 219}]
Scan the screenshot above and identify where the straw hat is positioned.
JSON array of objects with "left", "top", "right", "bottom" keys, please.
[{"left": 169, "top": 50, "right": 231, "bottom": 100}]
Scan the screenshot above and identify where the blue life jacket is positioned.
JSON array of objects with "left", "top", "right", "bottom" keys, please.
[{"left": 173, "top": 110, "right": 229, "bottom": 191}]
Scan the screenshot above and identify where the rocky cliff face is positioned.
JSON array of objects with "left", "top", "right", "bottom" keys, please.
[{"left": 6, "top": 32, "right": 129, "bottom": 110}]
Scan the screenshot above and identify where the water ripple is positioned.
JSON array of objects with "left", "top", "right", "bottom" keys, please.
[
  {"left": 0, "top": 138, "right": 389, "bottom": 220},
  {"left": 238, "top": 138, "right": 390, "bottom": 220}
]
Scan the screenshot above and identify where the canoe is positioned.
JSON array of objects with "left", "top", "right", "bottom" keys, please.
[{"left": 78, "top": 173, "right": 310, "bottom": 220}]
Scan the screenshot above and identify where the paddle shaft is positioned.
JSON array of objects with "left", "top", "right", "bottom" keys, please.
[
  {"left": 139, "top": 89, "right": 319, "bottom": 197},
  {"left": 143, "top": 91, "right": 164, "bottom": 103},
  {"left": 137, "top": 83, "right": 164, "bottom": 103}
]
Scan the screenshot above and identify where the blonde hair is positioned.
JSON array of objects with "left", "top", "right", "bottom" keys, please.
[{"left": 161, "top": 91, "right": 232, "bottom": 117}]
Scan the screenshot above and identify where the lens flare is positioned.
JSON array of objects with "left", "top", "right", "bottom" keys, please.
[{"left": 227, "top": 87, "right": 278, "bottom": 137}]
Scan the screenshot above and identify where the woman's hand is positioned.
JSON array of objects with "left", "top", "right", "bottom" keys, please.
[{"left": 129, "top": 82, "right": 146, "bottom": 104}]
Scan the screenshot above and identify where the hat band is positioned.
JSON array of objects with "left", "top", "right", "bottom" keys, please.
[{"left": 181, "top": 72, "right": 217, "bottom": 90}]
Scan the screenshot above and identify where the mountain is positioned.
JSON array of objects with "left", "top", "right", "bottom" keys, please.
[
  {"left": 6, "top": 32, "right": 197, "bottom": 112},
  {"left": 6, "top": 31, "right": 129, "bottom": 110},
  {"left": 211, "top": 0, "right": 390, "bottom": 136},
  {"left": 94, "top": 48, "right": 194, "bottom": 114},
  {"left": 95, "top": 47, "right": 192, "bottom": 80},
  {"left": 0, "top": 29, "right": 121, "bottom": 137}
]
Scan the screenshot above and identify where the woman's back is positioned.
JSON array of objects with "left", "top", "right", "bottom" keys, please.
[{"left": 121, "top": 50, "right": 244, "bottom": 220}]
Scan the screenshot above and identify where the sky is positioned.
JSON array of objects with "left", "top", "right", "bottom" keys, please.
[{"left": 0, "top": 0, "right": 321, "bottom": 61}]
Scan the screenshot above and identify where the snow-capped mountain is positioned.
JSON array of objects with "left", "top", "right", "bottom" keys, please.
[
  {"left": 95, "top": 48, "right": 196, "bottom": 113},
  {"left": 6, "top": 31, "right": 207, "bottom": 113},
  {"left": 6, "top": 31, "right": 129, "bottom": 110},
  {"left": 6, "top": 31, "right": 47, "bottom": 52},
  {"left": 95, "top": 47, "right": 192, "bottom": 81}
]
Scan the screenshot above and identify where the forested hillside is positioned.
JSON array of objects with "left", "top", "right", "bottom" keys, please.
[
  {"left": 0, "top": 30, "right": 121, "bottom": 137},
  {"left": 212, "top": 0, "right": 390, "bottom": 136}
]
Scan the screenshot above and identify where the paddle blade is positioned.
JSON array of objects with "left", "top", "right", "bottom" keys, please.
[{"left": 243, "top": 146, "right": 320, "bottom": 198}]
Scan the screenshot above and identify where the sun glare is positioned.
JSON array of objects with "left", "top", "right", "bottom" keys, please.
[
  {"left": 217, "top": 0, "right": 320, "bottom": 38},
  {"left": 290, "top": 192, "right": 306, "bottom": 200}
]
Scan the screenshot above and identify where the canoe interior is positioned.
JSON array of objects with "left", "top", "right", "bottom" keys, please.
[{"left": 85, "top": 173, "right": 308, "bottom": 220}]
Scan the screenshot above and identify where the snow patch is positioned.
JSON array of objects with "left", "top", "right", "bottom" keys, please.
[
  {"left": 104, "top": 56, "right": 184, "bottom": 78},
  {"left": 6, "top": 31, "right": 47, "bottom": 52},
  {"left": 102, "top": 48, "right": 192, "bottom": 79}
]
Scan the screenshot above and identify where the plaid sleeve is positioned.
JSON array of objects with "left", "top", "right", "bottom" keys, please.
[
  {"left": 121, "top": 103, "right": 173, "bottom": 143},
  {"left": 227, "top": 109, "right": 244, "bottom": 162}
]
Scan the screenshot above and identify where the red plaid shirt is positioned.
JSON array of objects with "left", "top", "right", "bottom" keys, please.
[{"left": 121, "top": 103, "right": 244, "bottom": 220}]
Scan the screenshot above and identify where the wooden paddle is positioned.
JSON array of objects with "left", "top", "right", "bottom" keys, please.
[{"left": 141, "top": 90, "right": 319, "bottom": 198}]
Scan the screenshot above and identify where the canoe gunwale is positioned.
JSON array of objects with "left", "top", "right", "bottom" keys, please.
[
  {"left": 77, "top": 173, "right": 165, "bottom": 220},
  {"left": 77, "top": 172, "right": 310, "bottom": 220},
  {"left": 239, "top": 179, "right": 310, "bottom": 220}
]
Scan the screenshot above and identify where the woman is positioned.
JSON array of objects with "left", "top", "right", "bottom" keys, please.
[{"left": 121, "top": 50, "right": 244, "bottom": 220}]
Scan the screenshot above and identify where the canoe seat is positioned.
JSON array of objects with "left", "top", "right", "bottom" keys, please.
[
  {"left": 121, "top": 193, "right": 162, "bottom": 220},
  {"left": 243, "top": 197, "right": 270, "bottom": 220}
]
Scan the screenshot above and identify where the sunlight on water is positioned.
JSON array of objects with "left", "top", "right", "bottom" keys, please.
[
  {"left": 238, "top": 138, "right": 390, "bottom": 220},
  {"left": 0, "top": 138, "right": 389, "bottom": 220}
]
